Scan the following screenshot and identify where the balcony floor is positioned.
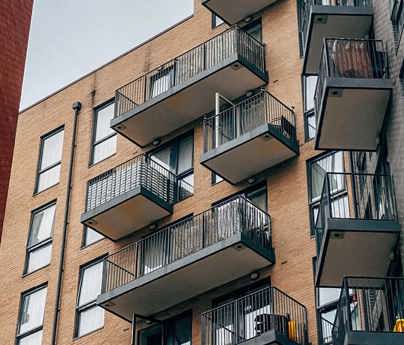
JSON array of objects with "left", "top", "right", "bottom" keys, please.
[
  {"left": 202, "top": 0, "right": 279, "bottom": 25},
  {"left": 97, "top": 232, "right": 275, "bottom": 321},
  {"left": 316, "top": 218, "right": 400, "bottom": 287},
  {"left": 112, "top": 57, "right": 267, "bottom": 147},
  {"left": 80, "top": 186, "right": 172, "bottom": 241},
  {"left": 201, "top": 123, "right": 298, "bottom": 184},
  {"left": 315, "top": 78, "right": 392, "bottom": 151},
  {"left": 303, "top": 6, "right": 373, "bottom": 75}
]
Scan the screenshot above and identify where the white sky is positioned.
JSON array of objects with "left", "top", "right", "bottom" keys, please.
[{"left": 21, "top": 0, "right": 194, "bottom": 110}]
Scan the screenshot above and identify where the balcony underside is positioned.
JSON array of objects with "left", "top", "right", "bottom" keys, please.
[
  {"left": 344, "top": 331, "right": 404, "bottom": 345},
  {"left": 80, "top": 186, "right": 172, "bottom": 241},
  {"left": 241, "top": 329, "right": 301, "bottom": 345},
  {"left": 201, "top": 124, "right": 298, "bottom": 184},
  {"left": 315, "top": 78, "right": 392, "bottom": 151},
  {"left": 111, "top": 57, "right": 267, "bottom": 147},
  {"left": 316, "top": 218, "right": 400, "bottom": 287},
  {"left": 97, "top": 233, "right": 275, "bottom": 321},
  {"left": 202, "top": 0, "right": 279, "bottom": 25},
  {"left": 303, "top": 6, "right": 373, "bottom": 75}
]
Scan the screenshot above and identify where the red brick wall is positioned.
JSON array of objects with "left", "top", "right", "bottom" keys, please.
[{"left": 0, "top": 0, "right": 33, "bottom": 240}]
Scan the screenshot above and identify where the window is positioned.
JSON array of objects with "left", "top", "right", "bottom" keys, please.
[
  {"left": 150, "top": 133, "right": 194, "bottom": 201},
  {"left": 82, "top": 226, "right": 104, "bottom": 247},
  {"left": 24, "top": 203, "right": 56, "bottom": 274},
  {"left": 243, "top": 19, "right": 262, "bottom": 42},
  {"left": 304, "top": 111, "right": 316, "bottom": 141},
  {"left": 91, "top": 101, "right": 117, "bottom": 165},
  {"left": 212, "top": 14, "right": 224, "bottom": 28},
  {"left": 212, "top": 173, "right": 224, "bottom": 185},
  {"left": 36, "top": 127, "right": 64, "bottom": 193},
  {"left": 391, "top": 0, "right": 404, "bottom": 47},
  {"left": 75, "top": 259, "right": 104, "bottom": 337},
  {"left": 139, "top": 312, "right": 192, "bottom": 345},
  {"left": 307, "top": 152, "right": 346, "bottom": 235},
  {"left": 303, "top": 76, "right": 318, "bottom": 141},
  {"left": 16, "top": 285, "right": 47, "bottom": 345}
]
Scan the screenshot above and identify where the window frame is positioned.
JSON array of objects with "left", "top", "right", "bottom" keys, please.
[
  {"left": 74, "top": 256, "right": 106, "bottom": 338},
  {"left": 15, "top": 283, "right": 48, "bottom": 345},
  {"left": 306, "top": 152, "right": 347, "bottom": 235},
  {"left": 23, "top": 201, "right": 57, "bottom": 276},
  {"left": 304, "top": 109, "right": 316, "bottom": 142},
  {"left": 81, "top": 225, "right": 105, "bottom": 248},
  {"left": 90, "top": 99, "right": 117, "bottom": 166},
  {"left": 34, "top": 126, "right": 64, "bottom": 194},
  {"left": 212, "top": 14, "right": 225, "bottom": 29},
  {"left": 148, "top": 131, "right": 194, "bottom": 201}
]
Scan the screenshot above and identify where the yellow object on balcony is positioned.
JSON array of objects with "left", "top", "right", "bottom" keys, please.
[
  {"left": 393, "top": 319, "right": 404, "bottom": 332},
  {"left": 288, "top": 320, "right": 297, "bottom": 341}
]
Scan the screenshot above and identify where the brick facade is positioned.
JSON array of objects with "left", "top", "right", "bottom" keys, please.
[{"left": 0, "top": 0, "right": 33, "bottom": 240}]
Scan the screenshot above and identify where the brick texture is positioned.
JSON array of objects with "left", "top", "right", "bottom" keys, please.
[{"left": 0, "top": 0, "right": 33, "bottom": 241}]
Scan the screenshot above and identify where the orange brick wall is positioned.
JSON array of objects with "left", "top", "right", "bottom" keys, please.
[{"left": 0, "top": 1, "right": 322, "bottom": 344}]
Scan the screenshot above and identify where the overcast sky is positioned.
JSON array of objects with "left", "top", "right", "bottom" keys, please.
[{"left": 20, "top": 0, "right": 194, "bottom": 110}]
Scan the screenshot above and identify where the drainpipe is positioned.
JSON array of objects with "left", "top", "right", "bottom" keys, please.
[{"left": 51, "top": 101, "right": 82, "bottom": 345}]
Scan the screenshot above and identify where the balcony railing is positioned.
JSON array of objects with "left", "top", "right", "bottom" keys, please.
[
  {"left": 102, "top": 196, "right": 272, "bottom": 294},
  {"left": 320, "top": 317, "right": 334, "bottom": 345},
  {"left": 299, "top": 1, "right": 373, "bottom": 51},
  {"left": 85, "top": 154, "right": 177, "bottom": 213},
  {"left": 201, "top": 286, "right": 309, "bottom": 345},
  {"left": 315, "top": 173, "right": 398, "bottom": 254},
  {"left": 203, "top": 90, "right": 296, "bottom": 153},
  {"left": 332, "top": 277, "right": 404, "bottom": 344},
  {"left": 115, "top": 27, "right": 266, "bottom": 118},
  {"left": 314, "top": 38, "right": 389, "bottom": 118}
]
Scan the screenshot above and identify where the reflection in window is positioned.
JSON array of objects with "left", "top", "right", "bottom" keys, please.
[
  {"left": 36, "top": 128, "right": 64, "bottom": 193},
  {"left": 25, "top": 203, "right": 56, "bottom": 274},
  {"left": 17, "top": 285, "right": 47, "bottom": 345},
  {"left": 212, "top": 14, "right": 224, "bottom": 28},
  {"left": 83, "top": 226, "right": 104, "bottom": 247}
]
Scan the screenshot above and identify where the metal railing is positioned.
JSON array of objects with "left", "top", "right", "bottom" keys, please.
[
  {"left": 101, "top": 196, "right": 272, "bottom": 294},
  {"left": 115, "top": 27, "right": 266, "bottom": 118},
  {"left": 201, "top": 286, "right": 308, "bottom": 345},
  {"left": 315, "top": 173, "right": 398, "bottom": 254},
  {"left": 314, "top": 38, "right": 389, "bottom": 118},
  {"left": 299, "top": 0, "right": 373, "bottom": 50},
  {"left": 332, "top": 277, "right": 404, "bottom": 344},
  {"left": 320, "top": 317, "right": 334, "bottom": 345},
  {"left": 203, "top": 91, "right": 296, "bottom": 153},
  {"left": 85, "top": 154, "right": 177, "bottom": 212}
]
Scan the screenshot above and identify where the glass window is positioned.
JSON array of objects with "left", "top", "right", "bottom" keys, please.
[
  {"left": 212, "top": 173, "right": 224, "bottom": 185},
  {"left": 25, "top": 203, "right": 56, "bottom": 274},
  {"left": 212, "top": 14, "right": 224, "bottom": 28},
  {"left": 151, "top": 133, "right": 194, "bottom": 201},
  {"left": 83, "top": 226, "right": 104, "bottom": 247},
  {"left": 305, "top": 111, "right": 316, "bottom": 142},
  {"left": 308, "top": 152, "right": 345, "bottom": 234},
  {"left": 36, "top": 128, "right": 64, "bottom": 193},
  {"left": 92, "top": 101, "right": 117, "bottom": 164},
  {"left": 243, "top": 19, "right": 262, "bottom": 42},
  {"left": 139, "top": 312, "right": 192, "bottom": 345},
  {"left": 304, "top": 75, "right": 318, "bottom": 113},
  {"left": 76, "top": 260, "right": 104, "bottom": 337},
  {"left": 17, "top": 285, "right": 47, "bottom": 345}
]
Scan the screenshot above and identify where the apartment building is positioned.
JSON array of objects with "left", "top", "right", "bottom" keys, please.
[
  {"left": 0, "top": 1, "right": 403, "bottom": 345},
  {"left": 0, "top": 0, "right": 33, "bottom": 240}
]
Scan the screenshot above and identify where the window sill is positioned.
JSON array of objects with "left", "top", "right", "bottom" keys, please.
[
  {"left": 33, "top": 182, "right": 60, "bottom": 197},
  {"left": 80, "top": 237, "right": 105, "bottom": 250},
  {"left": 22, "top": 264, "right": 51, "bottom": 278},
  {"left": 73, "top": 326, "right": 104, "bottom": 342},
  {"left": 88, "top": 152, "right": 117, "bottom": 168}
]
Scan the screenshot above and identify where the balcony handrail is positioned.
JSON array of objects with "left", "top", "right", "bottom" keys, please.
[
  {"left": 202, "top": 90, "right": 296, "bottom": 153},
  {"left": 85, "top": 153, "right": 177, "bottom": 212},
  {"left": 332, "top": 276, "right": 404, "bottom": 341},
  {"left": 102, "top": 195, "right": 272, "bottom": 294},
  {"left": 320, "top": 317, "right": 335, "bottom": 345},
  {"left": 114, "top": 26, "right": 267, "bottom": 118},
  {"left": 299, "top": 0, "right": 373, "bottom": 49},
  {"left": 201, "top": 286, "right": 309, "bottom": 345},
  {"left": 314, "top": 172, "right": 398, "bottom": 254}
]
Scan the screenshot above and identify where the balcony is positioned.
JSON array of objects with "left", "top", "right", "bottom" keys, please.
[
  {"left": 111, "top": 27, "right": 268, "bottom": 147},
  {"left": 314, "top": 173, "right": 400, "bottom": 287},
  {"left": 97, "top": 196, "right": 274, "bottom": 321},
  {"left": 314, "top": 39, "right": 392, "bottom": 151},
  {"left": 202, "top": 0, "right": 280, "bottom": 25},
  {"left": 80, "top": 154, "right": 176, "bottom": 241},
  {"left": 201, "top": 286, "right": 309, "bottom": 345},
  {"left": 300, "top": 0, "right": 373, "bottom": 75},
  {"left": 201, "top": 91, "right": 298, "bottom": 184},
  {"left": 332, "top": 277, "right": 404, "bottom": 345}
]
